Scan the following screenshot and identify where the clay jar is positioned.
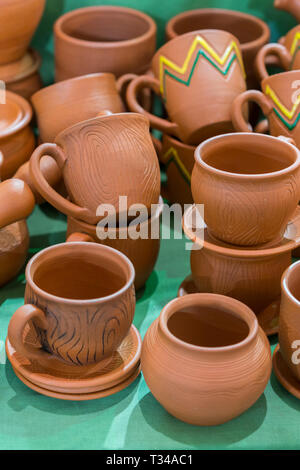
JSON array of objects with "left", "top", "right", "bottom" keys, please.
[
  {"left": 54, "top": 6, "right": 156, "bottom": 82},
  {"left": 142, "top": 293, "right": 271, "bottom": 425},
  {"left": 126, "top": 30, "right": 247, "bottom": 145},
  {"left": 191, "top": 133, "right": 300, "bottom": 246},
  {"left": 0, "top": 91, "right": 35, "bottom": 180},
  {"left": 8, "top": 242, "right": 136, "bottom": 367},
  {"left": 31, "top": 73, "right": 125, "bottom": 143},
  {"left": 30, "top": 113, "right": 160, "bottom": 225},
  {"left": 274, "top": 0, "right": 300, "bottom": 23}
]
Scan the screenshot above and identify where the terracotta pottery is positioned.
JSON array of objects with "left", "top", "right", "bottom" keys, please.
[
  {"left": 192, "top": 133, "right": 300, "bottom": 246},
  {"left": 142, "top": 293, "right": 271, "bottom": 425},
  {"left": 31, "top": 73, "right": 125, "bottom": 143},
  {"left": 274, "top": 0, "right": 300, "bottom": 22},
  {"left": 127, "top": 30, "right": 246, "bottom": 146},
  {"left": 0, "top": 91, "right": 35, "bottom": 180},
  {"left": 273, "top": 344, "right": 300, "bottom": 399},
  {"left": 0, "top": 0, "right": 45, "bottom": 65},
  {"left": 0, "top": 49, "right": 42, "bottom": 100},
  {"left": 8, "top": 242, "right": 136, "bottom": 368},
  {"left": 66, "top": 196, "right": 163, "bottom": 291},
  {"left": 54, "top": 6, "right": 156, "bottom": 82},
  {"left": 30, "top": 113, "right": 160, "bottom": 225}
]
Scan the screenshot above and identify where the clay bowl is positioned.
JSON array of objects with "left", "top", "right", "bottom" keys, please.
[
  {"left": 66, "top": 197, "right": 163, "bottom": 291},
  {"left": 54, "top": 6, "right": 156, "bottom": 82},
  {"left": 0, "top": 91, "right": 35, "bottom": 179},
  {"left": 0, "top": 49, "right": 42, "bottom": 100},
  {"left": 0, "top": 0, "right": 45, "bottom": 65},
  {"left": 142, "top": 293, "right": 271, "bottom": 425}
]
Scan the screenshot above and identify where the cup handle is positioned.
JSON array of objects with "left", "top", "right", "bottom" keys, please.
[
  {"left": 255, "top": 43, "right": 292, "bottom": 81},
  {"left": 231, "top": 90, "right": 273, "bottom": 133},
  {"left": 66, "top": 232, "right": 94, "bottom": 243},
  {"left": 8, "top": 304, "right": 49, "bottom": 362},
  {"left": 116, "top": 73, "right": 138, "bottom": 95},
  {"left": 126, "top": 75, "right": 180, "bottom": 137}
]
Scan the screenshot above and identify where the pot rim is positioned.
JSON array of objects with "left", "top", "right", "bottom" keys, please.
[
  {"left": 262, "top": 69, "right": 300, "bottom": 89},
  {"left": 162, "top": 133, "right": 195, "bottom": 151},
  {"left": 159, "top": 293, "right": 258, "bottom": 353},
  {"left": 25, "top": 242, "right": 135, "bottom": 305},
  {"left": 0, "top": 91, "right": 32, "bottom": 139},
  {"left": 282, "top": 260, "right": 300, "bottom": 307}
]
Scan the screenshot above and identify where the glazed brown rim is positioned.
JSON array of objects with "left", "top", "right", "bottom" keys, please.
[
  {"left": 282, "top": 261, "right": 300, "bottom": 307},
  {"left": 159, "top": 293, "right": 258, "bottom": 353},
  {"left": 0, "top": 91, "right": 33, "bottom": 139},
  {"left": 54, "top": 6, "right": 157, "bottom": 49},
  {"left": 165, "top": 8, "right": 270, "bottom": 52},
  {"left": 194, "top": 133, "right": 300, "bottom": 180},
  {"left": 25, "top": 242, "right": 135, "bottom": 305}
]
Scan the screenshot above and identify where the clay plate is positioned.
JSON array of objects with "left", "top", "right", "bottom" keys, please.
[{"left": 273, "top": 344, "right": 300, "bottom": 399}]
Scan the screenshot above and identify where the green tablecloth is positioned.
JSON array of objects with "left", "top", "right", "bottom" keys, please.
[{"left": 1, "top": 0, "right": 300, "bottom": 451}]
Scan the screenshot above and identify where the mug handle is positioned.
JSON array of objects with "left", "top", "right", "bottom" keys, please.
[
  {"left": 255, "top": 43, "right": 292, "bottom": 81},
  {"left": 30, "top": 143, "right": 92, "bottom": 222},
  {"left": 116, "top": 73, "right": 138, "bottom": 95},
  {"left": 126, "top": 75, "right": 180, "bottom": 137},
  {"left": 66, "top": 232, "right": 94, "bottom": 243},
  {"left": 231, "top": 90, "right": 273, "bottom": 133}
]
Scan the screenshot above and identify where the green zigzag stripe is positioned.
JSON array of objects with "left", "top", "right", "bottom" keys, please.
[
  {"left": 165, "top": 156, "right": 191, "bottom": 185},
  {"left": 273, "top": 108, "right": 300, "bottom": 130}
]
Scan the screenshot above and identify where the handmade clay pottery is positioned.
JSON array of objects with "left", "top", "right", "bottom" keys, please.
[
  {"left": 0, "top": 91, "right": 35, "bottom": 179},
  {"left": 274, "top": 0, "right": 300, "bottom": 22},
  {"left": 66, "top": 196, "right": 163, "bottom": 291},
  {"left": 31, "top": 73, "right": 125, "bottom": 142},
  {"left": 0, "top": 0, "right": 45, "bottom": 65},
  {"left": 192, "top": 133, "right": 300, "bottom": 246},
  {"left": 54, "top": 6, "right": 156, "bottom": 82},
  {"left": 0, "top": 49, "right": 42, "bottom": 100},
  {"left": 127, "top": 30, "right": 246, "bottom": 146},
  {"left": 142, "top": 293, "right": 271, "bottom": 425},
  {"left": 30, "top": 113, "right": 160, "bottom": 225},
  {"left": 8, "top": 242, "right": 136, "bottom": 368},
  {"left": 273, "top": 344, "right": 300, "bottom": 399},
  {"left": 165, "top": 9, "right": 270, "bottom": 89}
]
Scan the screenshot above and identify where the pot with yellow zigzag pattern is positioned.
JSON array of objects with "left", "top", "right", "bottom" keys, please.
[{"left": 127, "top": 30, "right": 247, "bottom": 146}]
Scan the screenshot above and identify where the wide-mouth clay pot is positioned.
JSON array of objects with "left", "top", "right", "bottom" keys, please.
[
  {"left": 141, "top": 293, "right": 271, "bottom": 425},
  {"left": 54, "top": 6, "right": 156, "bottom": 82},
  {"left": 8, "top": 242, "right": 136, "bottom": 368},
  {"left": 0, "top": 91, "right": 35, "bottom": 180},
  {"left": 0, "top": 0, "right": 45, "bottom": 65},
  {"left": 274, "top": 0, "right": 300, "bottom": 23},
  {"left": 192, "top": 133, "right": 300, "bottom": 246},
  {"left": 66, "top": 196, "right": 164, "bottom": 291}
]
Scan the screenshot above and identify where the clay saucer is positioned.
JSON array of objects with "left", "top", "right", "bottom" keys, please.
[
  {"left": 273, "top": 344, "right": 300, "bottom": 399},
  {"left": 6, "top": 323, "right": 141, "bottom": 395},
  {"left": 0, "top": 91, "right": 32, "bottom": 137}
]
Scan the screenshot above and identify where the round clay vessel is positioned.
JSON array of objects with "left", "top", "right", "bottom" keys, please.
[
  {"left": 274, "top": 0, "right": 300, "bottom": 22},
  {"left": 31, "top": 73, "right": 125, "bottom": 142},
  {"left": 126, "top": 30, "right": 246, "bottom": 145},
  {"left": 8, "top": 242, "right": 136, "bottom": 367},
  {"left": 141, "top": 293, "right": 271, "bottom": 426},
  {"left": 192, "top": 133, "right": 300, "bottom": 246},
  {"left": 0, "top": 91, "right": 35, "bottom": 179},
  {"left": 0, "top": 0, "right": 45, "bottom": 65},
  {"left": 54, "top": 6, "right": 156, "bottom": 81}
]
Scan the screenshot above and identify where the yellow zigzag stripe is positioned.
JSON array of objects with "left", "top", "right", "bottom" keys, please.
[
  {"left": 290, "top": 32, "right": 300, "bottom": 57},
  {"left": 265, "top": 84, "right": 300, "bottom": 120},
  {"left": 162, "top": 147, "right": 191, "bottom": 183},
  {"left": 159, "top": 35, "right": 245, "bottom": 94}
]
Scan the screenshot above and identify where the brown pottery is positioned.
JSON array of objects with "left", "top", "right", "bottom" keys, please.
[
  {"left": 274, "top": 0, "right": 300, "bottom": 22},
  {"left": 141, "top": 293, "right": 271, "bottom": 425},
  {"left": 54, "top": 6, "right": 156, "bottom": 82}
]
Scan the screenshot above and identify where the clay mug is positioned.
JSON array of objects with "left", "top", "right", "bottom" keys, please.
[
  {"left": 274, "top": 0, "right": 300, "bottom": 23},
  {"left": 30, "top": 113, "right": 161, "bottom": 225},
  {"left": 126, "top": 30, "right": 247, "bottom": 145},
  {"left": 8, "top": 242, "right": 136, "bottom": 367},
  {"left": 142, "top": 293, "right": 271, "bottom": 425},
  {"left": 191, "top": 133, "right": 300, "bottom": 246}
]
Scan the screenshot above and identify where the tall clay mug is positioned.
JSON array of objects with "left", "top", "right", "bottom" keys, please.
[
  {"left": 127, "top": 30, "right": 247, "bottom": 145},
  {"left": 8, "top": 242, "right": 136, "bottom": 368}
]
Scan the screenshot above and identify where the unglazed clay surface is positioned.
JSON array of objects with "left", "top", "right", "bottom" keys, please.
[
  {"left": 0, "top": 221, "right": 29, "bottom": 287},
  {"left": 274, "top": 0, "right": 300, "bottom": 22}
]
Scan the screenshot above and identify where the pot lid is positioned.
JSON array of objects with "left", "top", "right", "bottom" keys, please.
[
  {"left": 0, "top": 91, "right": 32, "bottom": 138},
  {"left": 0, "top": 49, "right": 40, "bottom": 83}
]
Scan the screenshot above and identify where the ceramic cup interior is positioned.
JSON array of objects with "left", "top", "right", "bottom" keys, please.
[{"left": 283, "top": 261, "right": 300, "bottom": 305}]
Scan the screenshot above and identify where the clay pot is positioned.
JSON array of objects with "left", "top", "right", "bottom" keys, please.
[
  {"left": 0, "top": 0, "right": 45, "bottom": 65},
  {"left": 31, "top": 73, "right": 125, "bottom": 143},
  {"left": 165, "top": 9, "right": 270, "bottom": 89},
  {"left": 191, "top": 133, "right": 300, "bottom": 246},
  {"left": 0, "top": 49, "right": 42, "bottom": 100},
  {"left": 126, "top": 30, "right": 247, "bottom": 145},
  {"left": 0, "top": 91, "right": 35, "bottom": 180},
  {"left": 66, "top": 197, "right": 163, "bottom": 291},
  {"left": 30, "top": 113, "right": 160, "bottom": 225},
  {"left": 54, "top": 6, "right": 156, "bottom": 82},
  {"left": 274, "top": 0, "right": 300, "bottom": 22},
  {"left": 8, "top": 242, "right": 136, "bottom": 367},
  {"left": 142, "top": 293, "right": 271, "bottom": 425}
]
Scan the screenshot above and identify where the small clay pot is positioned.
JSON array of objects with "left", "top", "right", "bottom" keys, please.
[
  {"left": 191, "top": 133, "right": 300, "bottom": 246},
  {"left": 8, "top": 242, "right": 136, "bottom": 367},
  {"left": 0, "top": 91, "right": 35, "bottom": 180},
  {"left": 31, "top": 73, "right": 125, "bottom": 142},
  {"left": 142, "top": 293, "right": 271, "bottom": 425},
  {"left": 54, "top": 6, "right": 156, "bottom": 82},
  {"left": 274, "top": 0, "right": 300, "bottom": 23}
]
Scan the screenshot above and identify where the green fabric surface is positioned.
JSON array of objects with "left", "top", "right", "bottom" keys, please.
[{"left": 1, "top": 0, "right": 300, "bottom": 451}]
